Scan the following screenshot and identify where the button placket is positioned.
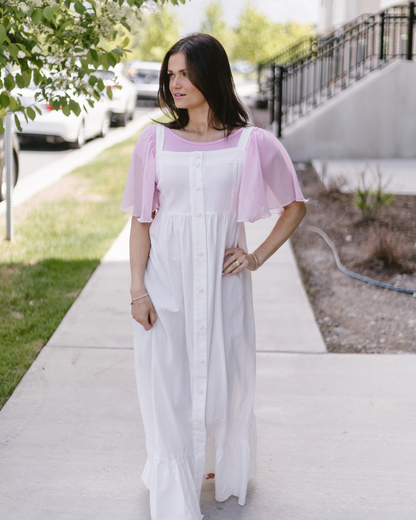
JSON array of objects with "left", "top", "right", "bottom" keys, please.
[{"left": 189, "top": 152, "right": 208, "bottom": 487}]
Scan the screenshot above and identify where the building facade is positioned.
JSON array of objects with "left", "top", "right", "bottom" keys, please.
[{"left": 318, "top": 0, "right": 401, "bottom": 33}]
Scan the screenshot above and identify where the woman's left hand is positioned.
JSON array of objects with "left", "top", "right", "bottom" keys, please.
[{"left": 223, "top": 247, "right": 257, "bottom": 275}]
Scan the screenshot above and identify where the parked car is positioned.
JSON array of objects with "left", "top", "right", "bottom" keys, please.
[
  {"left": 14, "top": 83, "right": 110, "bottom": 148},
  {"left": 95, "top": 65, "right": 137, "bottom": 126},
  {"left": 127, "top": 61, "right": 161, "bottom": 104},
  {"left": 0, "top": 130, "right": 20, "bottom": 202}
]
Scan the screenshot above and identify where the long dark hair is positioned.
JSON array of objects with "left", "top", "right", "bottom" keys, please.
[{"left": 158, "top": 33, "right": 249, "bottom": 136}]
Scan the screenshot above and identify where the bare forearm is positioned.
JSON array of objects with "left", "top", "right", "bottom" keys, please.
[
  {"left": 130, "top": 217, "right": 152, "bottom": 296},
  {"left": 254, "top": 201, "right": 306, "bottom": 266}
]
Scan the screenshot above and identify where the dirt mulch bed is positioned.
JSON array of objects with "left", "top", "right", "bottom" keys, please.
[{"left": 291, "top": 165, "right": 416, "bottom": 354}]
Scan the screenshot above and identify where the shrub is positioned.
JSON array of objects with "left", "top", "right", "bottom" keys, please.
[
  {"left": 365, "top": 227, "right": 409, "bottom": 273},
  {"left": 353, "top": 165, "right": 395, "bottom": 221}
]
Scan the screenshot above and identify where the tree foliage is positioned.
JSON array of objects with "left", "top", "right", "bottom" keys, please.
[
  {"left": 233, "top": 3, "right": 314, "bottom": 64},
  {"left": 0, "top": 0, "right": 184, "bottom": 133},
  {"left": 199, "top": 0, "right": 233, "bottom": 56},
  {"left": 201, "top": 1, "right": 314, "bottom": 65},
  {"left": 126, "top": 5, "right": 182, "bottom": 62}
]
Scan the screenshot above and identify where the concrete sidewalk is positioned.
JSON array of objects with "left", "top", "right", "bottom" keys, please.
[
  {"left": 312, "top": 158, "right": 416, "bottom": 195},
  {"left": 1, "top": 219, "right": 416, "bottom": 520}
]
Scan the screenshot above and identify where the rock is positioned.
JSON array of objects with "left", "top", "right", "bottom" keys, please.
[{"left": 334, "top": 326, "right": 349, "bottom": 335}]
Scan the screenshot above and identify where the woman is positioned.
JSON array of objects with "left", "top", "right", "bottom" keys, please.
[{"left": 121, "top": 34, "right": 306, "bottom": 520}]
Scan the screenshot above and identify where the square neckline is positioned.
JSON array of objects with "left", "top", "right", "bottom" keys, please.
[{"left": 165, "top": 126, "right": 245, "bottom": 145}]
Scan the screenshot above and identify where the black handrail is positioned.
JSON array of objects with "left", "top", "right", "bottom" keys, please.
[
  {"left": 261, "top": 2, "right": 415, "bottom": 137},
  {"left": 257, "top": 36, "right": 317, "bottom": 99}
]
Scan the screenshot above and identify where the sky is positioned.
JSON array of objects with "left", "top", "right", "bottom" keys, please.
[{"left": 174, "top": 0, "right": 320, "bottom": 36}]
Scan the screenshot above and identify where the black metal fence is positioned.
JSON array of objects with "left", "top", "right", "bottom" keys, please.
[{"left": 262, "top": 2, "right": 415, "bottom": 137}]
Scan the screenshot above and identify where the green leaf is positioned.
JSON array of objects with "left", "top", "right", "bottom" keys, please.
[
  {"left": 88, "top": 75, "right": 97, "bottom": 87},
  {"left": 112, "top": 47, "right": 124, "bottom": 57},
  {"left": 22, "top": 70, "right": 32, "bottom": 87},
  {"left": 69, "top": 99, "right": 81, "bottom": 116},
  {"left": 33, "top": 69, "right": 42, "bottom": 85},
  {"left": 50, "top": 99, "right": 61, "bottom": 111},
  {"left": 0, "top": 92, "right": 10, "bottom": 108},
  {"left": 106, "top": 86, "right": 113, "bottom": 100},
  {"left": 34, "top": 105, "right": 42, "bottom": 115},
  {"left": 88, "top": 49, "right": 98, "bottom": 63},
  {"left": 0, "top": 25, "right": 6, "bottom": 44},
  {"left": 15, "top": 74, "right": 25, "bottom": 89},
  {"left": 74, "top": 1, "right": 86, "bottom": 14},
  {"left": 4, "top": 74, "right": 15, "bottom": 91},
  {"left": 99, "top": 54, "right": 108, "bottom": 69},
  {"left": 43, "top": 7, "right": 54, "bottom": 21},
  {"left": 107, "top": 53, "right": 117, "bottom": 67},
  {"left": 59, "top": 20, "right": 72, "bottom": 31},
  {"left": 120, "top": 20, "right": 131, "bottom": 31},
  {"left": 96, "top": 79, "right": 105, "bottom": 92},
  {"left": 62, "top": 104, "right": 71, "bottom": 117},
  {"left": 8, "top": 44, "right": 19, "bottom": 60},
  {"left": 27, "top": 107, "right": 36, "bottom": 120},
  {"left": 0, "top": 118, "right": 4, "bottom": 135},
  {"left": 121, "top": 37, "right": 130, "bottom": 48},
  {"left": 31, "top": 8, "right": 43, "bottom": 24},
  {"left": 8, "top": 97, "right": 17, "bottom": 110},
  {"left": 14, "top": 114, "right": 22, "bottom": 132}
]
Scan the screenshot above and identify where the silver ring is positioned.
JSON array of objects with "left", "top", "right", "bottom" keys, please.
[{"left": 235, "top": 260, "right": 240, "bottom": 266}]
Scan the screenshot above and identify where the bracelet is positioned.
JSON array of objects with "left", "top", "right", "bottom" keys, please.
[
  {"left": 131, "top": 293, "right": 149, "bottom": 305},
  {"left": 250, "top": 252, "right": 260, "bottom": 271}
]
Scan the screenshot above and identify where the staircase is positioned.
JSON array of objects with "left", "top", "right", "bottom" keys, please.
[{"left": 259, "top": 2, "right": 415, "bottom": 137}]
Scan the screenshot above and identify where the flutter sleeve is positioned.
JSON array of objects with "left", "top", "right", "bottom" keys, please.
[
  {"left": 120, "top": 124, "right": 159, "bottom": 222},
  {"left": 237, "top": 126, "right": 306, "bottom": 223}
]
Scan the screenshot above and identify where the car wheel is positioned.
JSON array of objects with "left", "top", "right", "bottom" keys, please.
[
  {"left": 118, "top": 112, "right": 128, "bottom": 127},
  {"left": 70, "top": 122, "right": 85, "bottom": 149},
  {"left": 0, "top": 154, "right": 18, "bottom": 203},
  {"left": 99, "top": 113, "right": 110, "bottom": 137}
]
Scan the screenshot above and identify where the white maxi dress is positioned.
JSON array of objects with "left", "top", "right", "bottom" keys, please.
[{"left": 121, "top": 123, "right": 306, "bottom": 520}]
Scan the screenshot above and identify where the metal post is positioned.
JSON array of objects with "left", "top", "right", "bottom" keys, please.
[
  {"left": 5, "top": 63, "right": 14, "bottom": 241},
  {"left": 277, "top": 65, "right": 284, "bottom": 138},
  {"left": 407, "top": 2, "right": 415, "bottom": 60},
  {"left": 379, "top": 10, "right": 385, "bottom": 61},
  {"left": 269, "top": 63, "right": 276, "bottom": 126}
]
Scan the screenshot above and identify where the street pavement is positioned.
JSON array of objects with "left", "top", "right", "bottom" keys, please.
[
  {"left": 0, "top": 108, "right": 162, "bottom": 217},
  {"left": 1, "top": 215, "right": 416, "bottom": 519}
]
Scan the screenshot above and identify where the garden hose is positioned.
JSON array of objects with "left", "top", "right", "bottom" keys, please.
[{"left": 306, "top": 225, "right": 416, "bottom": 296}]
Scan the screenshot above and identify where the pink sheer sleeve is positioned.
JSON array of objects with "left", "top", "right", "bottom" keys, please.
[
  {"left": 237, "top": 127, "right": 306, "bottom": 223},
  {"left": 120, "top": 124, "right": 159, "bottom": 222}
]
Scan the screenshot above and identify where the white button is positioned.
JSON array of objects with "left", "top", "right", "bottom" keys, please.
[
  {"left": 198, "top": 324, "right": 203, "bottom": 330},
  {"left": 196, "top": 162, "right": 200, "bottom": 168},
  {"left": 198, "top": 358, "right": 204, "bottom": 363},
  {"left": 197, "top": 250, "right": 203, "bottom": 256},
  {"left": 198, "top": 287, "right": 203, "bottom": 293},
  {"left": 196, "top": 212, "right": 202, "bottom": 217},
  {"left": 195, "top": 186, "right": 200, "bottom": 191},
  {"left": 196, "top": 419, "right": 202, "bottom": 423},
  {"left": 198, "top": 389, "right": 203, "bottom": 394},
  {"left": 196, "top": 153, "right": 200, "bottom": 159}
]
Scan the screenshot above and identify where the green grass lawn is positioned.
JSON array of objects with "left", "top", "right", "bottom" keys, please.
[{"left": 0, "top": 130, "right": 149, "bottom": 409}]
